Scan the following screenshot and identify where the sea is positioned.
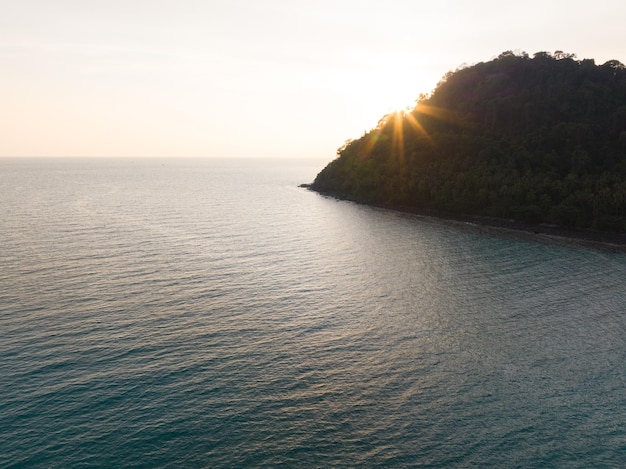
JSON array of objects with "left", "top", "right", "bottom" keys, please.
[{"left": 1, "top": 157, "right": 626, "bottom": 468}]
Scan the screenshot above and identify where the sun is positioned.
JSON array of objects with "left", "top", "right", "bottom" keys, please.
[
  {"left": 367, "top": 80, "right": 420, "bottom": 118},
  {"left": 355, "top": 60, "right": 439, "bottom": 128}
]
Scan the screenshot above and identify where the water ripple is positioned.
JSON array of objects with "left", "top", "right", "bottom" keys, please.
[{"left": 1, "top": 158, "right": 626, "bottom": 467}]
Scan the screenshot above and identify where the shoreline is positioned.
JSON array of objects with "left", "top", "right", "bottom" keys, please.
[{"left": 301, "top": 184, "right": 626, "bottom": 252}]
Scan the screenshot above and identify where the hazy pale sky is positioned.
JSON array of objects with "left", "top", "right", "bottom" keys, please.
[{"left": 1, "top": 0, "right": 625, "bottom": 158}]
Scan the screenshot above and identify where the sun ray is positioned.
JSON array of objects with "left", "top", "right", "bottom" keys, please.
[
  {"left": 404, "top": 112, "right": 431, "bottom": 141},
  {"left": 360, "top": 125, "right": 384, "bottom": 159},
  {"left": 414, "top": 103, "right": 462, "bottom": 127},
  {"left": 356, "top": 100, "right": 461, "bottom": 163},
  {"left": 392, "top": 111, "right": 405, "bottom": 164}
]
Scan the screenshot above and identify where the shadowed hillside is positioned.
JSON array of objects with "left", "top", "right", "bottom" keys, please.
[{"left": 311, "top": 51, "right": 626, "bottom": 232}]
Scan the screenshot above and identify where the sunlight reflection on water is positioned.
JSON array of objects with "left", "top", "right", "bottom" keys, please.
[{"left": 1, "top": 158, "right": 626, "bottom": 467}]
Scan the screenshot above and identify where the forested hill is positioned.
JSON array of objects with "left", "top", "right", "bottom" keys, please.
[{"left": 311, "top": 51, "right": 626, "bottom": 232}]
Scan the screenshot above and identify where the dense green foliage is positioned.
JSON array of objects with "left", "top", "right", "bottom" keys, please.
[{"left": 312, "top": 51, "right": 626, "bottom": 231}]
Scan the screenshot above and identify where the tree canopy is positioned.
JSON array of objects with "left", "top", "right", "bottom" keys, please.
[{"left": 311, "top": 51, "right": 626, "bottom": 232}]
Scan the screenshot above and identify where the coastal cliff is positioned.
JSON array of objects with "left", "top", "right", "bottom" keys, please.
[{"left": 311, "top": 51, "right": 626, "bottom": 234}]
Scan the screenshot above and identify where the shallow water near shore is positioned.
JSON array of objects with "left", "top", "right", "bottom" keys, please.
[{"left": 2, "top": 157, "right": 626, "bottom": 467}]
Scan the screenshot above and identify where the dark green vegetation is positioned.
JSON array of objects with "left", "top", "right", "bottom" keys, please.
[{"left": 312, "top": 51, "right": 626, "bottom": 232}]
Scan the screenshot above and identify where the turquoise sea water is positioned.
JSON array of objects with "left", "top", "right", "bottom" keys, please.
[{"left": 1, "top": 157, "right": 626, "bottom": 467}]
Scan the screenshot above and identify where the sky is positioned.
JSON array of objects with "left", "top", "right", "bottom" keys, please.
[{"left": 1, "top": 0, "right": 625, "bottom": 159}]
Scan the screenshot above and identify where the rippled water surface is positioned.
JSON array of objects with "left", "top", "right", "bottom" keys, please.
[{"left": 2, "top": 157, "right": 626, "bottom": 467}]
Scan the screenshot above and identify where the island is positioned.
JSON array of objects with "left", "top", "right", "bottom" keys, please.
[{"left": 308, "top": 51, "right": 626, "bottom": 246}]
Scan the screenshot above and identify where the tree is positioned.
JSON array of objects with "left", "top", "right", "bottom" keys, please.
[{"left": 311, "top": 51, "right": 626, "bottom": 232}]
